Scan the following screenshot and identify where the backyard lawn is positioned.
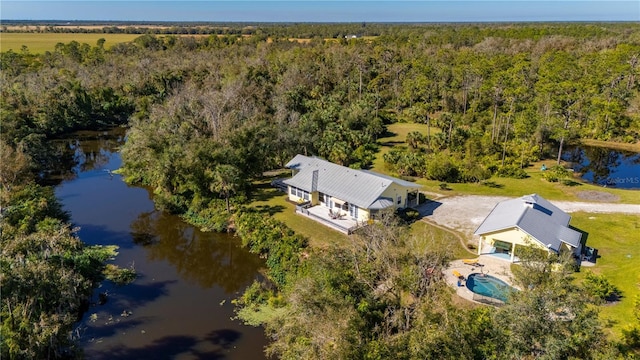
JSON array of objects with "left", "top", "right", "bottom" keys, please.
[
  {"left": 249, "top": 178, "right": 348, "bottom": 248},
  {"left": 570, "top": 212, "right": 640, "bottom": 338},
  {"left": 409, "top": 220, "right": 474, "bottom": 260}
]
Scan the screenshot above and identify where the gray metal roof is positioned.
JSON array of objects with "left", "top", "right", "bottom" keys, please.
[
  {"left": 474, "top": 194, "right": 582, "bottom": 251},
  {"left": 368, "top": 197, "right": 395, "bottom": 210},
  {"left": 284, "top": 154, "right": 317, "bottom": 171},
  {"left": 283, "top": 155, "right": 420, "bottom": 209}
]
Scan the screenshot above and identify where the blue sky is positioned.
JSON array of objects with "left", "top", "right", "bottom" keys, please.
[{"left": 1, "top": 1, "right": 639, "bottom": 22}]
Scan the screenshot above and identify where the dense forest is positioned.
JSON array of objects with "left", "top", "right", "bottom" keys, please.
[{"left": 2, "top": 23, "right": 640, "bottom": 358}]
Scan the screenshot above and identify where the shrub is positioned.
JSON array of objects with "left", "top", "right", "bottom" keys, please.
[
  {"left": 496, "top": 164, "right": 528, "bottom": 179},
  {"left": 396, "top": 208, "right": 420, "bottom": 223},
  {"left": 582, "top": 271, "right": 620, "bottom": 302},
  {"left": 426, "top": 154, "right": 460, "bottom": 182},
  {"left": 235, "top": 210, "right": 308, "bottom": 287},
  {"left": 542, "top": 165, "right": 570, "bottom": 183}
]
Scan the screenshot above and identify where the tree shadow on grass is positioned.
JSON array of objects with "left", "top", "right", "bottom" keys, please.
[
  {"left": 379, "top": 140, "right": 404, "bottom": 147},
  {"left": 481, "top": 180, "right": 504, "bottom": 189},
  {"left": 563, "top": 180, "right": 583, "bottom": 187},
  {"left": 253, "top": 204, "right": 286, "bottom": 216},
  {"left": 379, "top": 129, "right": 397, "bottom": 138},
  {"left": 251, "top": 181, "right": 286, "bottom": 203}
]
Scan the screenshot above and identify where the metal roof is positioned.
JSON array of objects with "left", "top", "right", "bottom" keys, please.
[
  {"left": 283, "top": 155, "right": 420, "bottom": 209},
  {"left": 474, "top": 194, "right": 582, "bottom": 251}
]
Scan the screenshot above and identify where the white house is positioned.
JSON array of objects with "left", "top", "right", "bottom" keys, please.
[
  {"left": 474, "top": 194, "right": 583, "bottom": 262},
  {"left": 283, "top": 154, "right": 421, "bottom": 232}
]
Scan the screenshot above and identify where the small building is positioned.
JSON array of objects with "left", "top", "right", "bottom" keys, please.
[
  {"left": 283, "top": 154, "right": 421, "bottom": 233},
  {"left": 474, "top": 194, "right": 583, "bottom": 262}
]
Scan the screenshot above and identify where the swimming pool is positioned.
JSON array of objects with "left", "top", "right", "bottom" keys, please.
[{"left": 466, "top": 273, "right": 515, "bottom": 303}]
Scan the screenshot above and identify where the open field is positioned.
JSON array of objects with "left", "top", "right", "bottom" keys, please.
[{"left": 0, "top": 33, "right": 140, "bottom": 53}]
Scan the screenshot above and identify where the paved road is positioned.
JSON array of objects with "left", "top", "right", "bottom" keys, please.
[{"left": 417, "top": 195, "right": 640, "bottom": 238}]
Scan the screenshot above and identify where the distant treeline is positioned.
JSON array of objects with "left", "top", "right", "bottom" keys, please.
[{"left": 3, "top": 21, "right": 640, "bottom": 41}]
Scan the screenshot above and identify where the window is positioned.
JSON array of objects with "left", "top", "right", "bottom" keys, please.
[
  {"left": 291, "top": 186, "right": 309, "bottom": 201},
  {"left": 397, "top": 196, "right": 402, "bottom": 205}
]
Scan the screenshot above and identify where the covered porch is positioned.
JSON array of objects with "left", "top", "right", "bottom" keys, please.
[
  {"left": 295, "top": 203, "right": 366, "bottom": 235},
  {"left": 478, "top": 238, "right": 520, "bottom": 263}
]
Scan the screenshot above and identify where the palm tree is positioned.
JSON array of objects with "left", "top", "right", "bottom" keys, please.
[{"left": 208, "top": 164, "right": 242, "bottom": 212}]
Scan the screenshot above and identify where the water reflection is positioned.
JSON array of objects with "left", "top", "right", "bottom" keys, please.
[
  {"left": 563, "top": 145, "right": 640, "bottom": 189},
  {"left": 47, "top": 129, "right": 127, "bottom": 185},
  {"left": 130, "top": 210, "right": 264, "bottom": 292},
  {"left": 54, "top": 129, "right": 268, "bottom": 359}
]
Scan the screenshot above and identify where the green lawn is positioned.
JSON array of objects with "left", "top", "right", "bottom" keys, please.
[
  {"left": 249, "top": 178, "right": 349, "bottom": 248},
  {"left": 570, "top": 212, "right": 640, "bottom": 337},
  {"left": 415, "top": 161, "right": 640, "bottom": 204},
  {"left": 0, "top": 33, "right": 141, "bottom": 53},
  {"left": 372, "top": 122, "right": 440, "bottom": 173},
  {"left": 409, "top": 220, "right": 474, "bottom": 260}
]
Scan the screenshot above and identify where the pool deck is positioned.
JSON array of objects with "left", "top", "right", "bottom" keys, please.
[{"left": 446, "top": 254, "right": 517, "bottom": 304}]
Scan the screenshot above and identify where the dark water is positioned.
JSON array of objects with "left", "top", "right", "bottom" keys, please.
[
  {"left": 562, "top": 145, "right": 640, "bottom": 189},
  {"left": 53, "top": 129, "right": 268, "bottom": 359}
]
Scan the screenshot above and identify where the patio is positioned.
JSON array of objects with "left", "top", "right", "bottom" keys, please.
[
  {"left": 445, "top": 255, "right": 517, "bottom": 305},
  {"left": 295, "top": 204, "right": 364, "bottom": 234}
]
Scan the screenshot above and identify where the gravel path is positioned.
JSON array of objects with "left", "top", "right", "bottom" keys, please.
[{"left": 417, "top": 195, "right": 640, "bottom": 238}]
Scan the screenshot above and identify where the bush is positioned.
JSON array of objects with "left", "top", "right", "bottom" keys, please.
[
  {"left": 235, "top": 210, "right": 308, "bottom": 287},
  {"left": 542, "top": 165, "right": 570, "bottom": 183},
  {"left": 582, "top": 271, "right": 620, "bottom": 302},
  {"left": 496, "top": 164, "right": 528, "bottom": 179},
  {"left": 621, "top": 325, "right": 640, "bottom": 350},
  {"left": 396, "top": 208, "right": 420, "bottom": 223},
  {"left": 426, "top": 154, "right": 460, "bottom": 182}
]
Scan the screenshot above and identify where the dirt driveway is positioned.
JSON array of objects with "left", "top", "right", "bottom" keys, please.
[{"left": 417, "top": 195, "right": 640, "bottom": 239}]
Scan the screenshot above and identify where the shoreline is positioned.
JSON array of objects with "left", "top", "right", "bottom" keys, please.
[{"left": 580, "top": 139, "right": 640, "bottom": 152}]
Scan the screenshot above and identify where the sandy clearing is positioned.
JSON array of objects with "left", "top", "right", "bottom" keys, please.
[{"left": 418, "top": 195, "right": 640, "bottom": 239}]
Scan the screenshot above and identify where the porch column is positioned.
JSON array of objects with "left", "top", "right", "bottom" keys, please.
[
  {"left": 477, "top": 237, "right": 483, "bottom": 255},
  {"left": 510, "top": 243, "right": 516, "bottom": 262}
]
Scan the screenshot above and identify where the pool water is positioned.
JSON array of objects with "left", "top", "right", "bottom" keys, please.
[{"left": 466, "top": 273, "right": 515, "bottom": 303}]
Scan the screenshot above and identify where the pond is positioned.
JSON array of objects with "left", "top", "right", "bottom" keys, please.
[
  {"left": 562, "top": 145, "right": 640, "bottom": 189},
  {"left": 53, "top": 129, "right": 268, "bottom": 359}
]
